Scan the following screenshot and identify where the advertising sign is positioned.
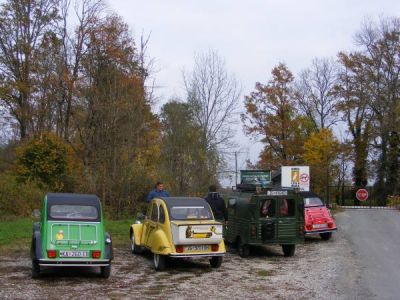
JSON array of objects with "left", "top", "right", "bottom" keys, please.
[
  {"left": 240, "top": 170, "right": 271, "bottom": 188},
  {"left": 281, "top": 166, "right": 310, "bottom": 191}
]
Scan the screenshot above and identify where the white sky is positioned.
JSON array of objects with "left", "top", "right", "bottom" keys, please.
[{"left": 107, "top": 0, "right": 400, "bottom": 185}]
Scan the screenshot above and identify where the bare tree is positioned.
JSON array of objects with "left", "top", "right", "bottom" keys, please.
[
  {"left": 183, "top": 49, "right": 241, "bottom": 152},
  {"left": 294, "top": 57, "right": 339, "bottom": 131}
]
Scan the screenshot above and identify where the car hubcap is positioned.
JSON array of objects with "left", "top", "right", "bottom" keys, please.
[
  {"left": 154, "top": 254, "right": 159, "bottom": 267},
  {"left": 130, "top": 235, "right": 135, "bottom": 251}
]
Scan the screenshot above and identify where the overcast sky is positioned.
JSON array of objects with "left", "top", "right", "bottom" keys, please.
[{"left": 108, "top": 0, "right": 399, "bottom": 184}]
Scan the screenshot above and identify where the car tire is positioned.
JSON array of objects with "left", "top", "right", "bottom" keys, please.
[
  {"left": 100, "top": 265, "right": 111, "bottom": 278},
  {"left": 130, "top": 231, "right": 143, "bottom": 254},
  {"left": 282, "top": 244, "right": 295, "bottom": 257},
  {"left": 237, "top": 238, "right": 250, "bottom": 258},
  {"left": 153, "top": 253, "right": 167, "bottom": 271},
  {"left": 31, "top": 260, "right": 40, "bottom": 279},
  {"left": 320, "top": 232, "right": 332, "bottom": 240},
  {"left": 210, "top": 256, "right": 223, "bottom": 268}
]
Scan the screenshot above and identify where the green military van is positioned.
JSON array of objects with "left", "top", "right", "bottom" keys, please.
[
  {"left": 225, "top": 182, "right": 304, "bottom": 257},
  {"left": 30, "top": 193, "right": 113, "bottom": 278}
]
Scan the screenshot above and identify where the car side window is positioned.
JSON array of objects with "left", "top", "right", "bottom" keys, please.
[
  {"left": 159, "top": 205, "right": 165, "bottom": 224},
  {"left": 151, "top": 203, "right": 158, "bottom": 221},
  {"left": 260, "top": 199, "right": 276, "bottom": 217},
  {"left": 146, "top": 203, "right": 153, "bottom": 219},
  {"left": 279, "top": 199, "right": 295, "bottom": 217}
]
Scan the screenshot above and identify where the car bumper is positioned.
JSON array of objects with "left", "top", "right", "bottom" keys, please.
[
  {"left": 168, "top": 252, "right": 225, "bottom": 259},
  {"left": 305, "top": 228, "right": 337, "bottom": 235},
  {"left": 38, "top": 259, "right": 111, "bottom": 267}
]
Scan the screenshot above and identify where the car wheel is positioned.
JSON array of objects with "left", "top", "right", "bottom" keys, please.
[
  {"left": 320, "top": 232, "right": 332, "bottom": 240},
  {"left": 130, "top": 231, "right": 143, "bottom": 254},
  {"left": 153, "top": 253, "right": 167, "bottom": 271},
  {"left": 210, "top": 256, "right": 223, "bottom": 268},
  {"left": 282, "top": 244, "right": 295, "bottom": 257},
  {"left": 31, "top": 260, "right": 40, "bottom": 279},
  {"left": 100, "top": 265, "right": 111, "bottom": 278},
  {"left": 237, "top": 238, "right": 250, "bottom": 258}
]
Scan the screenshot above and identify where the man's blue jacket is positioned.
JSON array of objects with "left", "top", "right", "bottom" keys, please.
[{"left": 146, "top": 189, "right": 169, "bottom": 202}]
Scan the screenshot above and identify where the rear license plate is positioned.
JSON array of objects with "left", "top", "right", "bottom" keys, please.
[
  {"left": 313, "top": 224, "right": 327, "bottom": 229},
  {"left": 59, "top": 250, "right": 89, "bottom": 258},
  {"left": 184, "top": 245, "right": 209, "bottom": 252}
]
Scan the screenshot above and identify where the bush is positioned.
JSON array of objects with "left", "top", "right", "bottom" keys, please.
[{"left": 0, "top": 173, "right": 45, "bottom": 218}]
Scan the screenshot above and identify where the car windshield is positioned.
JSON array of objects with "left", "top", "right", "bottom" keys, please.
[
  {"left": 49, "top": 205, "right": 99, "bottom": 220},
  {"left": 170, "top": 206, "right": 213, "bottom": 220},
  {"left": 304, "top": 197, "right": 324, "bottom": 207}
]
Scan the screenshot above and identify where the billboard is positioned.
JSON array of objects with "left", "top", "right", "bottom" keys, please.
[
  {"left": 281, "top": 166, "right": 310, "bottom": 191},
  {"left": 240, "top": 170, "right": 271, "bottom": 188}
]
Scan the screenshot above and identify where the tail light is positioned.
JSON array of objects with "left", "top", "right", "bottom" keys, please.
[
  {"left": 47, "top": 249, "right": 56, "bottom": 258},
  {"left": 175, "top": 245, "right": 183, "bottom": 253},
  {"left": 250, "top": 225, "right": 257, "bottom": 237},
  {"left": 211, "top": 244, "right": 219, "bottom": 252},
  {"left": 306, "top": 224, "right": 313, "bottom": 231},
  {"left": 328, "top": 222, "right": 334, "bottom": 228},
  {"left": 92, "top": 250, "right": 101, "bottom": 259}
]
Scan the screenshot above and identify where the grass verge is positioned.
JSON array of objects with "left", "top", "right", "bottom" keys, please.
[{"left": 0, "top": 217, "right": 134, "bottom": 251}]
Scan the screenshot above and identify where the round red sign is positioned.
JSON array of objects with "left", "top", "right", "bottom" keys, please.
[{"left": 356, "top": 188, "right": 369, "bottom": 201}]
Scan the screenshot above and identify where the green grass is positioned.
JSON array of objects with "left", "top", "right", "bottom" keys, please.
[{"left": 0, "top": 217, "right": 134, "bottom": 250}]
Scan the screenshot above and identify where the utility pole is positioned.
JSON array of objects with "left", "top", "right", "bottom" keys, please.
[{"left": 235, "top": 151, "right": 238, "bottom": 186}]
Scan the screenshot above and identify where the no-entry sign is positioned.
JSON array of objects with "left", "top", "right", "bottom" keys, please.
[{"left": 356, "top": 188, "right": 369, "bottom": 201}]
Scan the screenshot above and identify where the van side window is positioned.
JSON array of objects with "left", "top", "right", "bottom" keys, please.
[
  {"left": 260, "top": 199, "right": 275, "bottom": 217},
  {"left": 159, "top": 205, "right": 165, "bottom": 223},
  {"left": 151, "top": 204, "right": 158, "bottom": 221},
  {"left": 280, "top": 199, "right": 295, "bottom": 217}
]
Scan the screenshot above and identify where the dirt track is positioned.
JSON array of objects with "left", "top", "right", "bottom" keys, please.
[{"left": 0, "top": 215, "right": 357, "bottom": 299}]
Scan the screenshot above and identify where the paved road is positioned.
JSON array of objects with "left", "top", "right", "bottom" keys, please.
[{"left": 336, "top": 209, "right": 400, "bottom": 299}]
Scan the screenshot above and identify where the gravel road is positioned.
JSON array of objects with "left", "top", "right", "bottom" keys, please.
[{"left": 0, "top": 211, "right": 361, "bottom": 299}]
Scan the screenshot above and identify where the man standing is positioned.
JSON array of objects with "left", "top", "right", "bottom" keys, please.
[
  {"left": 146, "top": 181, "right": 170, "bottom": 202},
  {"left": 205, "top": 185, "right": 228, "bottom": 224}
]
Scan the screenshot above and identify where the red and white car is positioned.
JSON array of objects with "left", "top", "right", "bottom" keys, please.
[{"left": 301, "top": 192, "right": 337, "bottom": 240}]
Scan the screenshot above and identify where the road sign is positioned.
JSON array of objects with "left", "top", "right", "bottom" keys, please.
[{"left": 356, "top": 188, "right": 369, "bottom": 201}]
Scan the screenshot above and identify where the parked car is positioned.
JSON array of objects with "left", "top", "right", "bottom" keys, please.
[
  {"left": 130, "top": 197, "right": 225, "bottom": 271},
  {"left": 225, "top": 186, "right": 304, "bottom": 257},
  {"left": 30, "top": 193, "right": 113, "bottom": 278},
  {"left": 300, "top": 191, "right": 337, "bottom": 240}
]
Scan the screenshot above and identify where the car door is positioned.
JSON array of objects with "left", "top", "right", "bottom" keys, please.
[
  {"left": 277, "top": 198, "right": 297, "bottom": 241},
  {"left": 144, "top": 202, "right": 159, "bottom": 247}
]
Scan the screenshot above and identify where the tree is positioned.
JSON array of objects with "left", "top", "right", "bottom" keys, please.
[
  {"left": 242, "top": 63, "right": 310, "bottom": 169},
  {"left": 184, "top": 49, "right": 240, "bottom": 151},
  {"left": 160, "top": 100, "right": 213, "bottom": 195},
  {"left": 294, "top": 57, "right": 339, "bottom": 131},
  {"left": 303, "top": 128, "right": 341, "bottom": 198},
  {"left": 335, "top": 52, "right": 373, "bottom": 188},
  {"left": 16, "top": 133, "right": 70, "bottom": 190},
  {"left": 74, "top": 15, "right": 160, "bottom": 217},
  {"left": 0, "top": 0, "right": 59, "bottom": 138}
]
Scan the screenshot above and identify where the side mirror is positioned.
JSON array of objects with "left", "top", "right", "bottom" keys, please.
[
  {"left": 32, "top": 209, "right": 41, "bottom": 219},
  {"left": 136, "top": 212, "right": 145, "bottom": 223},
  {"left": 228, "top": 198, "right": 236, "bottom": 207}
]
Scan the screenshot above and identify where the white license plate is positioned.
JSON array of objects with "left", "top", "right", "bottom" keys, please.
[
  {"left": 59, "top": 250, "right": 89, "bottom": 258},
  {"left": 184, "top": 245, "right": 209, "bottom": 252},
  {"left": 313, "top": 224, "right": 328, "bottom": 229}
]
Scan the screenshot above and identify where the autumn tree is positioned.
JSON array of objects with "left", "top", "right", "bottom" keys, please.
[
  {"left": 303, "top": 128, "right": 341, "bottom": 199},
  {"left": 294, "top": 57, "right": 339, "bottom": 131},
  {"left": 335, "top": 52, "right": 373, "bottom": 188},
  {"left": 242, "top": 63, "right": 310, "bottom": 169},
  {"left": 75, "top": 15, "right": 160, "bottom": 217},
  {"left": 0, "top": 0, "right": 59, "bottom": 138},
  {"left": 353, "top": 17, "right": 400, "bottom": 196}
]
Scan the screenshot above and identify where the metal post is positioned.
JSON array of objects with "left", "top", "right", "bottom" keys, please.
[{"left": 235, "top": 151, "right": 238, "bottom": 186}]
